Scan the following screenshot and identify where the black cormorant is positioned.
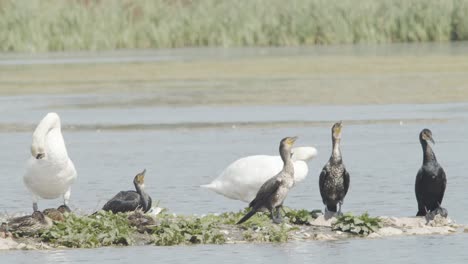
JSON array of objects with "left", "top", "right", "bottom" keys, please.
[
  {"left": 237, "top": 136, "right": 297, "bottom": 224},
  {"left": 415, "top": 129, "right": 447, "bottom": 216},
  {"left": 319, "top": 121, "right": 350, "bottom": 215},
  {"left": 102, "top": 169, "right": 152, "bottom": 214}
]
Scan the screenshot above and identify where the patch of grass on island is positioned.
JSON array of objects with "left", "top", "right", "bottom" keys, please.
[
  {"left": 41, "top": 211, "right": 135, "bottom": 248},
  {"left": 331, "top": 212, "right": 382, "bottom": 236},
  {"left": 13, "top": 208, "right": 329, "bottom": 248}
]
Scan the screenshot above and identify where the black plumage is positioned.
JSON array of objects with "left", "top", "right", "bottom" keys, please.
[
  {"left": 102, "top": 169, "right": 152, "bottom": 214},
  {"left": 415, "top": 129, "right": 447, "bottom": 216},
  {"left": 319, "top": 122, "right": 350, "bottom": 214}
]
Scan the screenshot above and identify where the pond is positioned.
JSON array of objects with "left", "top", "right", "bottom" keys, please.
[{"left": 1, "top": 43, "right": 467, "bottom": 263}]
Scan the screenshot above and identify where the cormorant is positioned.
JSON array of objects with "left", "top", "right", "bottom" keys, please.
[
  {"left": 319, "top": 121, "right": 350, "bottom": 215},
  {"left": 415, "top": 129, "right": 447, "bottom": 216},
  {"left": 102, "top": 169, "right": 152, "bottom": 214},
  {"left": 237, "top": 136, "right": 297, "bottom": 224}
]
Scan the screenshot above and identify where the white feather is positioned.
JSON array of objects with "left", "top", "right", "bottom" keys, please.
[
  {"left": 23, "top": 113, "right": 77, "bottom": 206},
  {"left": 201, "top": 146, "right": 317, "bottom": 203}
]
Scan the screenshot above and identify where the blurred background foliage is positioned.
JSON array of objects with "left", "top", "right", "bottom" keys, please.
[{"left": 0, "top": 0, "right": 467, "bottom": 52}]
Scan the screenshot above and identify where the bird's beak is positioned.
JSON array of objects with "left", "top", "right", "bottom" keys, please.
[
  {"left": 429, "top": 137, "right": 435, "bottom": 145},
  {"left": 289, "top": 136, "right": 298, "bottom": 145},
  {"left": 36, "top": 153, "right": 45, "bottom": 159}
]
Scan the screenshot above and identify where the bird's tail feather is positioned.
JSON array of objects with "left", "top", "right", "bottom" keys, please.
[
  {"left": 237, "top": 209, "right": 257, "bottom": 224},
  {"left": 200, "top": 182, "right": 217, "bottom": 190},
  {"left": 326, "top": 204, "right": 337, "bottom": 212}
]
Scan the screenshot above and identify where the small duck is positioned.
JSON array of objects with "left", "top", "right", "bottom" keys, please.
[
  {"left": 4, "top": 211, "right": 52, "bottom": 236},
  {"left": 43, "top": 205, "right": 71, "bottom": 222},
  {"left": 127, "top": 211, "right": 158, "bottom": 233}
]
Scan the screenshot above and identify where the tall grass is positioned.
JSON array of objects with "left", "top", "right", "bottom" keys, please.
[{"left": 0, "top": 0, "right": 467, "bottom": 52}]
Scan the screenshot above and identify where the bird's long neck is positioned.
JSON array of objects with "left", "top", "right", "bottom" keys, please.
[
  {"left": 280, "top": 146, "right": 294, "bottom": 176},
  {"left": 421, "top": 141, "right": 436, "bottom": 164},
  {"left": 32, "top": 115, "right": 68, "bottom": 161},
  {"left": 331, "top": 137, "right": 342, "bottom": 162},
  {"left": 134, "top": 182, "right": 149, "bottom": 211}
]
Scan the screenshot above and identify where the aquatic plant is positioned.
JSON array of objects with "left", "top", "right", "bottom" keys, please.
[
  {"left": 41, "top": 211, "right": 135, "bottom": 248},
  {"left": 332, "top": 212, "right": 382, "bottom": 236},
  {"left": 151, "top": 209, "right": 292, "bottom": 245},
  {"left": 150, "top": 214, "right": 226, "bottom": 246},
  {"left": 0, "top": 0, "right": 467, "bottom": 52},
  {"left": 284, "top": 208, "right": 321, "bottom": 225},
  {"left": 234, "top": 209, "right": 293, "bottom": 242}
]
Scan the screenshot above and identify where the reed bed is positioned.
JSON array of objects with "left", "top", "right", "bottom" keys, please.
[{"left": 0, "top": 0, "right": 467, "bottom": 52}]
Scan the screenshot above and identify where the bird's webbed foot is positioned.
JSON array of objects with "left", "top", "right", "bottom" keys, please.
[
  {"left": 337, "top": 201, "right": 344, "bottom": 216},
  {"left": 272, "top": 207, "right": 283, "bottom": 224}
]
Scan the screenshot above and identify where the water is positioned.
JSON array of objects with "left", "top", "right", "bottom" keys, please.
[{"left": 1, "top": 44, "right": 468, "bottom": 263}]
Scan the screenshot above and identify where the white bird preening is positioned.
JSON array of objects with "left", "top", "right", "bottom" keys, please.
[
  {"left": 23, "top": 113, "right": 77, "bottom": 212},
  {"left": 201, "top": 146, "right": 318, "bottom": 203}
]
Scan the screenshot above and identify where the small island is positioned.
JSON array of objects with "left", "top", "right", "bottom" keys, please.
[{"left": 0, "top": 208, "right": 463, "bottom": 250}]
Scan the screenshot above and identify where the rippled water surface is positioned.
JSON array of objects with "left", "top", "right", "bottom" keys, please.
[{"left": 1, "top": 44, "right": 468, "bottom": 263}]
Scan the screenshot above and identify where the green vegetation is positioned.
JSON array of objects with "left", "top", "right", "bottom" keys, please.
[
  {"left": 332, "top": 212, "right": 382, "bottom": 236},
  {"left": 151, "top": 209, "right": 297, "bottom": 245},
  {"left": 41, "top": 211, "right": 135, "bottom": 248},
  {"left": 151, "top": 214, "right": 226, "bottom": 246},
  {"left": 37, "top": 209, "right": 313, "bottom": 247},
  {"left": 1, "top": 0, "right": 468, "bottom": 52},
  {"left": 284, "top": 208, "right": 322, "bottom": 225}
]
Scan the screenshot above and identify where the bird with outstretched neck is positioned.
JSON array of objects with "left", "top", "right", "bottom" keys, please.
[
  {"left": 415, "top": 129, "right": 447, "bottom": 217},
  {"left": 319, "top": 121, "right": 350, "bottom": 217},
  {"left": 101, "top": 169, "right": 152, "bottom": 214},
  {"left": 237, "top": 136, "right": 297, "bottom": 225}
]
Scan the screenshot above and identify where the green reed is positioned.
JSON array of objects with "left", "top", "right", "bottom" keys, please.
[{"left": 0, "top": 0, "right": 467, "bottom": 52}]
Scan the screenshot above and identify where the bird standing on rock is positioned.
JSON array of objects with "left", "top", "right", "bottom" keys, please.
[
  {"left": 319, "top": 121, "right": 350, "bottom": 217},
  {"left": 415, "top": 129, "right": 447, "bottom": 217},
  {"left": 237, "top": 136, "right": 297, "bottom": 225}
]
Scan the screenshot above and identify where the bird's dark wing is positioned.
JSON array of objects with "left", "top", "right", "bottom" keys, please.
[
  {"left": 319, "top": 167, "right": 328, "bottom": 201},
  {"left": 249, "top": 177, "right": 281, "bottom": 209},
  {"left": 415, "top": 169, "right": 425, "bottom": 216},
  {"left": 102, "top": 191, "right": 141, "bottom": 213},
  {"left": 437, "top": 167, "right": 447, "bottom": 206},
  {"left": 146, "top": 195, "right": 153, "bottom": 212},
  {"left": 343, "top": 168, "right": 350, "bottom": 196}
]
